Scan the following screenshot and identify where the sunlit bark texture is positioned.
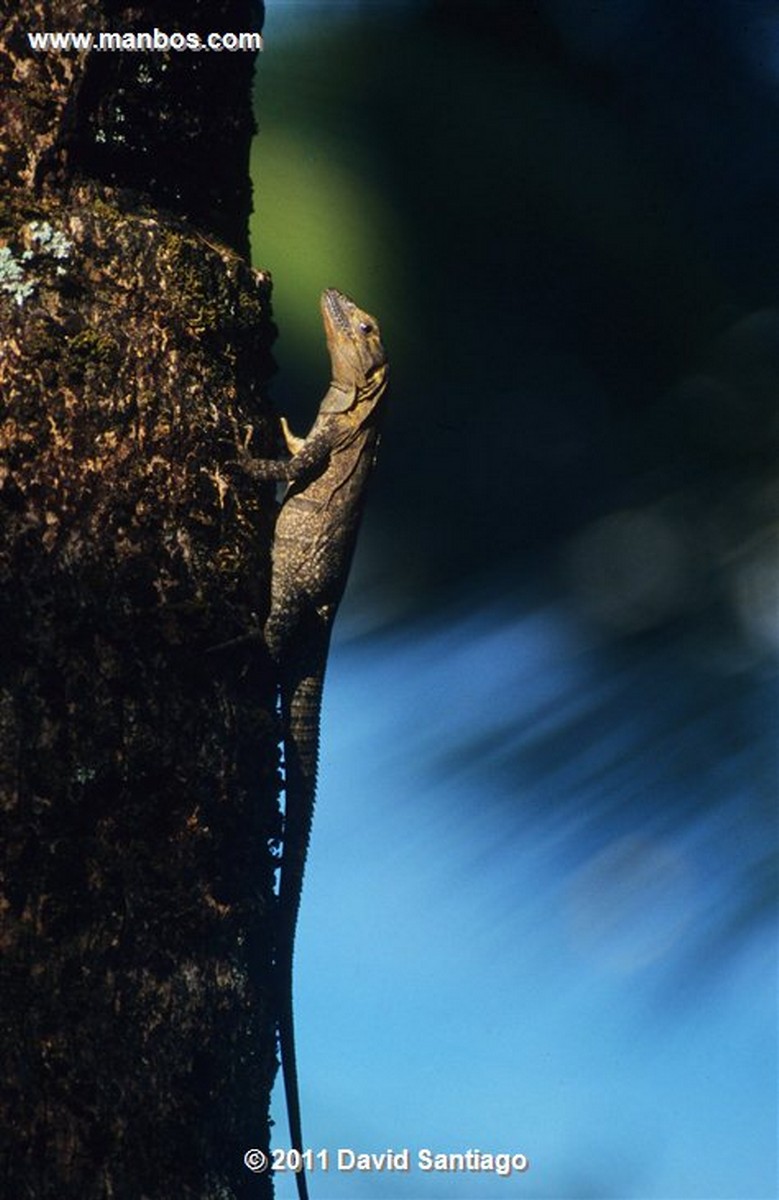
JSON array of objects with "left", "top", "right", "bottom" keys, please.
[{"left": 0, "top": 3, "right": 279, "bottom": 1197}]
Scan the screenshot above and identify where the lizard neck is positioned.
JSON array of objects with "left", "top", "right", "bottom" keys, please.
[
  {"left": 321, "top": 355, "right": 389, "bottom": 416},
  {"left": 319, "top": 380, "right": 355, "bottom": 414}
]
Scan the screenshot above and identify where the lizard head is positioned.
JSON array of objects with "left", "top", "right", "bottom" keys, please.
[{"left": 320, "top": 288, "right": 388, "bottom": 413}]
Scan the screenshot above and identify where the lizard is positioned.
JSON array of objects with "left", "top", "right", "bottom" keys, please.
[{"left": 238, "top": 288, "right": 389, "bottom": 1200}]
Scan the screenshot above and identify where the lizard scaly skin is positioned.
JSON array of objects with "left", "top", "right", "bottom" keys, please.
[{"left": 241, "top": 289, "right": 389, "bottom": 1200}]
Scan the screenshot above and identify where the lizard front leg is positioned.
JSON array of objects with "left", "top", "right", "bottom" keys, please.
[{"left": 238, "top": 422, "right": 333, "bottom": 484}]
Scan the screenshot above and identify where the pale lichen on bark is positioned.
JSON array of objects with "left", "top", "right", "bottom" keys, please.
[{"left": 1, "top": 3, "right": 280, "bottom": 1197}]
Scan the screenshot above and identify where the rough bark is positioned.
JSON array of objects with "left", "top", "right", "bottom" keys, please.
[{"left": 1, "top": 4, "right": 279, "bottom": 1197}]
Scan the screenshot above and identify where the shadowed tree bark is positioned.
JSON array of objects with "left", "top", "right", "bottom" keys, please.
[{"left": 0, "top": 3, "right": 280, "bottom": 1196}]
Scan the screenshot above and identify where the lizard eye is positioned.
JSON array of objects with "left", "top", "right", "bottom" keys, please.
[{"left": 358, "top": 321, "right": 373, "bottom": 335}]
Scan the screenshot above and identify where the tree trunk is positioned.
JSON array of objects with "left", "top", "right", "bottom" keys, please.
[{"left": 0, "top": 4, "right": 279, "bottom": 1197}]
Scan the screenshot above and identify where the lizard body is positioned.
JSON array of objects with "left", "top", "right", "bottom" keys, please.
[{"left": 242, "top": 289, "right": 389, "bottom": 1200}]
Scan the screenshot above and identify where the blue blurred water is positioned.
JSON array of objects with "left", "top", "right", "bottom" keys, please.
[{"left": 271, "top": 600, "right": 777, "bottom": 1200}]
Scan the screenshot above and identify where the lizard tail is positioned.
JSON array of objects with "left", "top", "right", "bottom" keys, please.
[
  {"left": 276, "top": 644, "right": 328, "bottom": 1200},
  {"left": 279, "top": 653, "right": 326, "bottom": 970},
  {"left": 276, "top": 952, "right": 310, "bottom": 1200}
]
